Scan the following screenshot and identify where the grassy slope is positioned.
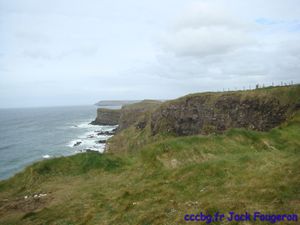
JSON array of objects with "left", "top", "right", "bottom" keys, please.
[
  {"left": 172, "top": 85, "right": 300, "bottom": 107},
  {"left": 0, "top": 110, "right": 299, "bottom": 224},
  {"left": 108, "top": 99, "right": 163, "bottom": 153}
]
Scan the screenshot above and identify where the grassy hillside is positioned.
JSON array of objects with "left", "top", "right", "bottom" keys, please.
[
  {"left": 0, "top": 110, "right": 299, "bottom": 224},
  {"left": 176, "top": 85, "right": 300, "bottom": 105}
]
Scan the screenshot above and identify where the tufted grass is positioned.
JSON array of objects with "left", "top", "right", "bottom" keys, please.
[{"left": 0, "top": 110, "right": 299, "bottom": 224}]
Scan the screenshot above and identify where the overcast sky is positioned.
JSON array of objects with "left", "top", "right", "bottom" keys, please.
[{"left": 1, "top": 0, "right": 300, "bottom": 108}]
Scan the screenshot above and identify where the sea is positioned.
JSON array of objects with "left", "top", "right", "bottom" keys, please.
[{"left": 0, "top": 105, "right": 118, "bottom": 180}]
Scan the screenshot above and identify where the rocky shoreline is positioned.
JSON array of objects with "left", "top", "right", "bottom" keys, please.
[
  {"left": 74, "top": 128, "right": 117, "bottom": 147},
  {"left": 69, "top": 123, "right": 118, "bottom": 154}
]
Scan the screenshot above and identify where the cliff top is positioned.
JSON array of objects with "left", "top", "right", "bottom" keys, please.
[
  {"left": 166, "top": 84, "right": 300, "bottom": 107},
  {"left": 121, "top": 99, "right": 162, "bottom": 110},
  {"left": 95, "top": 100, "right": 141, "bottom": 106},
  {"left": 107, "top": 84, "right": 300, "bottom": 153}
]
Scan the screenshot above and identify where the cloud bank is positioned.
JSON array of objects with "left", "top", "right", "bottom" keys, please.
[
  {"left": 156, "top": 1, "right": 300, "bottom": 87},
  {"left": 0, "top": 0, "right": 299, "bottom": 107}
]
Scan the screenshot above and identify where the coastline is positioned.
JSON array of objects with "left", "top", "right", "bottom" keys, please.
[{"left": 0, "top": 105, "right": 116, "bottom": 180}]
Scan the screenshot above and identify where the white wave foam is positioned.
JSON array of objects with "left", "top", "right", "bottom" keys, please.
[
  {"left": 67, "top": 122, "right": 117, "bottom": 154},
  {"left": 75, "top": 146, "right": 105, "bottom": 154},
  {"left": 96, "top": 135, "right": 113, "bottom": 139},
  {"left": 67, "top": 139, "right": 83, "bottom": 148},
  {"left": 43, "top": 154, "right": 51, "bottom": 159},
  {"left": 75, "top": 122, "right": 101, "bottom": 129},
  {"left": 78, "top": 131, "right": 97, "bottom": 139},
  {"left": 68, "top": 136, "right": 107, "bottom": 152},
  {"left": 80, "top": 139, "right": 97, "bottom": 146}
]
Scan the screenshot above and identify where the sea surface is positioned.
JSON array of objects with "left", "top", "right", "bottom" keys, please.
[{"left": 0, "top": 105, "right": 118, "bottom": 180}]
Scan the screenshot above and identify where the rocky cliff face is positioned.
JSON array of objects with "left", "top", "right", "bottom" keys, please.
[
  {"left": 118, "top": 100, "right": 162, "bottom": 130},
  {"left": 106, "top": 85, "right": 299, "bottom": 154},
  {"left": 151, "top": 86, "right": 299, "bottom": 136},
  {"left": 91, "top": 108, "right": 121, "bottom": 125},
  {"left": 91, "top": 100, "right": 162, "bottom": 128}
]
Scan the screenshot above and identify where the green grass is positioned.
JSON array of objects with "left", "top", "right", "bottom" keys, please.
[
  {"left": 0, "top": 110, "right": 299, "bottom": 225},
  {"left": 173, "top": 84, "right": 300, "bottom": 106},
  {"left": 122, "top": 99, "right": 162, "bottom": 110}
]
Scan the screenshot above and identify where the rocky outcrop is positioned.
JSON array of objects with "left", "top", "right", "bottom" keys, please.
[
  {"left": 151, "top": 86, "right": 300, "bottom": 136},
  {"left": 91, "top": 108, "right": 121, "bottom": 125},
  {"left": 91, "top": 100, "right": 162, "bottom": 128},
  {"left": 118, "top": 100, "right": 162, "bottom": 130}
]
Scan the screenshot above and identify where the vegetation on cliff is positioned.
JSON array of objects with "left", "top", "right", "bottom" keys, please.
[
  {"left": 151, "top": 85, "right": 300, "bottom": 136},
  {"left": 0, "top": 85, "right": 299, "bottom": 225},
  {"left": 107, "top": 85, "right": 300, "bottom": 154},
  {"left": 92, "top": 99, "right": 162, "bottom": 130},
  {"left": 95, "top": 100, "right": 141, "bottom": 107},
  {"left": 118, "top": 100, "right": 162, "bottom": 130},
  {"left": 91, "top": 108, "right": 121, "bottom": 125}
]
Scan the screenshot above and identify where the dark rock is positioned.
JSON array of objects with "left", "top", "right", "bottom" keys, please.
[
  {"left": 97, "top": 131, "right": 115, "bottom": 136},
  {"left": 97, "top": 140, "right": 106, "bottom": 144},
  {"left": 91, "top": 100, "right": 162, "bottom": 131},
  {"left": 85, "top": 149, "right": 100, "bottom": 153},
  {"left": 118, "top": 100, "right": 162, "bottom": 131},
  {"left": 73, "top": 141, "right": 82, "bottom": 147},
  {"left": 87, "top": 135, "right": 95, "bottom": 138},
  {"left": 136, "top": 120, "right": 147, "bottom": 130},
  {"left": 90, "top": 108, "right": 121, "bottom": 125},
  {"left": 151, "top": 93, "right": 290, "bottom": 136}
]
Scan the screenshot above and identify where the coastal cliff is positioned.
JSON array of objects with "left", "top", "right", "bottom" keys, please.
[
  {"left": 107, "top": 85, "right": 300, "bottom": 153},
  {"left": 91, "top": 100, "right": 162, "bottom": 129},
  {"left": 95, "top": 100, "right": 141, "bottom": 107},
  {"left": 1, "top": 85, "right": 300, "bottom": 225},
  {"left": 90, "top": 108, "right": 121, "bottom": 125},
  {"left": 118, "top": 100, "right": 162, "bottom": 130},
  {"left": 150, "top": 87, "right": 299, "bottom": 136}
]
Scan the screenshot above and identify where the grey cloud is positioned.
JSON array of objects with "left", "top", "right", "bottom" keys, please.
[
  {"left": 162, "top": 27, "right": 255, "bottom": 57},
  {"left": 161, "top": 2, "right": 256, "bottom": 58},
  {"left": 22, "top": 49, "right": 53, "bottom": 60},
  {"left": 15, "top": 31, "right": 50, "bottom": 43},
  {"left": 1, "top": 0, "right": 300, "bottom": 108},
  {"left": 22, "top": 46, "right": 98, "bottom": 60},
  {"left": 173, "top": 2, "right": 249, "bottom": 31},
  {"left": 154, "top": 1, "right": 300, "bottom": 88}
]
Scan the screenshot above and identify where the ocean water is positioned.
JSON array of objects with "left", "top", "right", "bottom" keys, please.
[{"left": 0, "top": 105, "right": 117, "bottom": 180}]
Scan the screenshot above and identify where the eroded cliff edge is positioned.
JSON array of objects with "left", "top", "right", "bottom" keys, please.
[
  {"left": 91, "top": 100, "right": 162, "bottom": 128},
  {"left": 118, "top": 100, "right": 162, "bottom": 130},
  {"left": 107, "top": 85, "right": 300, "bottom": 153},
  {"left": 151, "top": 86, "right": 300, "bottom": 136},
  {"left": 91, "top": 108, "right": 121, "bottom": 125}
]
